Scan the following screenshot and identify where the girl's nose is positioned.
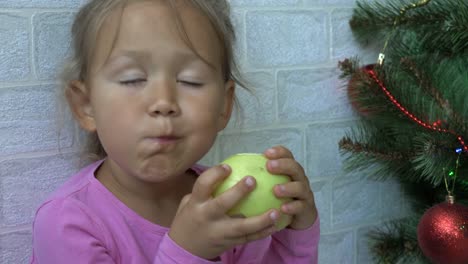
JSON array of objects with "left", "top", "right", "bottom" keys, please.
[
  {"left": 146, "top": 81, "right": 181, "bottom": 117},
  {"left": 148, "top": 102, "right": 179, "bottom": 116}
]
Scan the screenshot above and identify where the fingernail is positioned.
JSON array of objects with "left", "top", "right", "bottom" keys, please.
[
  {"left": 269, "top": 160, "right": 279, "bottom": 168},
  {"left": 245, "top": 177, "right": 254, "bottom": 187},
  {"left": 269, "top": 211, "right": 278, "bottom": 221},
  {"left": 267, "top": 148, "right": 276, "bottom": 155},
  {"left": 279, "top": 185, "right": 286, "bottom": 192},
  {"left": 222, "top": 164, "right": 230, "bottom": 171}
]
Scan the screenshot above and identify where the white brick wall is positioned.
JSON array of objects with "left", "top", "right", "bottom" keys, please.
[{"left": 0, "top": 0, "right": 405, "bottom": 263}]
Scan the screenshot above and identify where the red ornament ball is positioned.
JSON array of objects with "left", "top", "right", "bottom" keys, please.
[{"left": 417, "top": 197, "right": 468, "bottom": 264}]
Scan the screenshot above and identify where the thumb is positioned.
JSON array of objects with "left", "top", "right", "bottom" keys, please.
[{"left": 176, "top": 194, "right": 192, "bottom": 215}]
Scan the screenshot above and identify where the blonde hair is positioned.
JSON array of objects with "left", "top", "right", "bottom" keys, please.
[{"left": 60, "top": 0, "right": 247, "bottom": 163}]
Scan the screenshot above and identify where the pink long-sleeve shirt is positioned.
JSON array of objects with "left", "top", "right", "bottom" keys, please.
[{"left": 31, "top": 160, "right": 319, "bottom": 264}]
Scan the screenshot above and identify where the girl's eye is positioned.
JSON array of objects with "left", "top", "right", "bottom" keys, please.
[
  {"left": 178, "top": 80, "right": 203, "bottom": 87},
  {"left": 119, "top": 79, "right": 146, "bottom": 86}
]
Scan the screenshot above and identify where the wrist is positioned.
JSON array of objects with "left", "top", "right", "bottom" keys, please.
[
  {"left": 288, "top": 206, "right": 318, "bottom": 230},
  {"left": 168, "top": 230, "right": 219, "bottom": 260}
]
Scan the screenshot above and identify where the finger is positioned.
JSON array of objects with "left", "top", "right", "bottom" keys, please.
[
  {"left": 233, "top": 224, "right": 277, "bottom": 245},
  {"left": 191, "top": 164, "right": 231, "bottom": 202},
  {"left": 209, "top": 176, "right": 256, "bottom": 214},
  {"left": 280, "top": 200, "right": 307, "bottom": 215},
  {"left": 176, "top": 194, "right": 192, "bottom": 215},
  {"left": 274, "top": 181, "right": 312, "bottom": 200},
  {"left": 266, "top": 158, "right": 307, "bottom": 182},
  {"left": 264, "top": 145, "right": 294, "bottom": 159},
  {"left": 224, "top": 209, "right": 279, "bottom": 239}
]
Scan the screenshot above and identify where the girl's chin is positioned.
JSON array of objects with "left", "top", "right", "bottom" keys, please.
[{"left": 137, "top": 163, "right": 188, "bottom": 182}]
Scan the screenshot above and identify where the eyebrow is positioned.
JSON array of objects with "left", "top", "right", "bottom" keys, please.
[
  {"left": 105, "top": 50, "right": 151, "bottom": 67},
  {"left": 105, "top": 49, "right": 218, "bottom": 72}
]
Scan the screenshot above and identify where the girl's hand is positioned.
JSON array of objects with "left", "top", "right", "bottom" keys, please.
[
  {"left": 264, "top": 146, "right": 318, "bottom": 230},
  {"left": 168, "top": 164, "right": 280, "bottom": 260}
]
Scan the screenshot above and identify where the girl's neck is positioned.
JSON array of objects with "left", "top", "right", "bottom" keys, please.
[{"left": 95, "top": 158, "right": 197, "bottom": 226}]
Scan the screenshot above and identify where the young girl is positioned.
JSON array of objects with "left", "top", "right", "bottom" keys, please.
[{"left": 31, "top": 0, "right": 320, "bottom": 263}]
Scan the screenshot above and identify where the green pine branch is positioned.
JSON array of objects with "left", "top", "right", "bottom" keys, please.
[
  {"left": 338, "top": 1, "right": 468, "bottom": 261},
  {"left": 350, "top": 0, "right": 468, "bottom": 55},
  {"left": 368, "top": 216, "right": 431, "bottom": 264}
]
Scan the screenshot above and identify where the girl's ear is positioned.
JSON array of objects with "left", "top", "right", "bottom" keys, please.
[
  {"left": 65, "top": 80, "right": 97, "bottom": 132},
  {"left": 218, "top": 79, "right": 235, "bottom": 131}
]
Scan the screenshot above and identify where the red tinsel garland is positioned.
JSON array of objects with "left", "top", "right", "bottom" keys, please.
[{"left": 366, "top": 67, "right": 468, "bottom": 152}]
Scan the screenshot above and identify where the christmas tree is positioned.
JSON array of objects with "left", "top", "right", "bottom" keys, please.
[{"left": 337, "top": 0, "right": 468, "bottom": 263}]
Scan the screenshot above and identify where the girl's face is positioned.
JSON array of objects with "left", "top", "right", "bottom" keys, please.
[{"left": 71, "top": 1, "right": 234, "bottom": 183}]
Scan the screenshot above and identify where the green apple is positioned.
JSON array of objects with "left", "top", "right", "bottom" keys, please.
[{"left": 213, "top": 153, "right": 292, "bottom": 230}]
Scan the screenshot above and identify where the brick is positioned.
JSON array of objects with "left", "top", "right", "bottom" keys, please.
[
  {"left": 246, "top": 10, "right": 329, "bottom": 68},
  {"left": 331, "top": 8, "right": 379, "bottom": 63},
  {"left": 219, "top": 128, "right": 303, "bottom": 165},
  {"left": 0, "top": 85, "right": 73, "bottom": 156},
  {"left": 231, "top": 11, "right": 247, "bottom": 70},
  {"left": 0, "top": 0, "right": 82, "bottom": 8},
  {"left": 305, "top": 122, "right": 352, "bottom": 178},
  {"left": 401, "top": 196, "right": 413, "bottom": 217},
  {"left": 319, "top": 231, "right": 354, "bottom": 264},
  {"left": 227, "top": 71, "right": 276, "bottom": 130},
  {"left": 332, "top": 173, "right": 381, "bottom": 228},
  {"left": 380, "top": 178, "right": 404, "bottom": 220},
  {"left": 0, "top": 85, "right": 56, "bottom": 122},
  {"left": 0, "top": 122, "right": 72, "bottom": 156},
  {"left": 0, "top": 230, "right": 32, "bottom": 264},
  {"left": 357, "top": 225, "right": 376, "bottom": 263},
  {"left": 310, "top": 180, "right": 331, "bottom": 233},
  {"left": 230, "top": 0, "right": 300, "bottom": 7},
  {"left": 0, "top": 154, "right": 80, "bottom": 226},
  {"left": 278, "top": 68, "right": 354, "bottom": 123},
  {"left": 0, "top": 13, "right": 31, "bottom": 81},
  {"left": 33, "top": 12, "right": 75, "bottom": 80}
]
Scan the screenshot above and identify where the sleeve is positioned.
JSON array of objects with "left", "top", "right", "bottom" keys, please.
[
  {"left": 155, "top": 233, "right": 222, "bottom": 264},
  {"left": 32, "top": 199, "right": 221, "bottom": 264},
  {"left": 232, "top": 216, "right": 320, "bottom": 264},
  {"left": 31, "top": 199, "right": 117, "bottom": 264}
]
